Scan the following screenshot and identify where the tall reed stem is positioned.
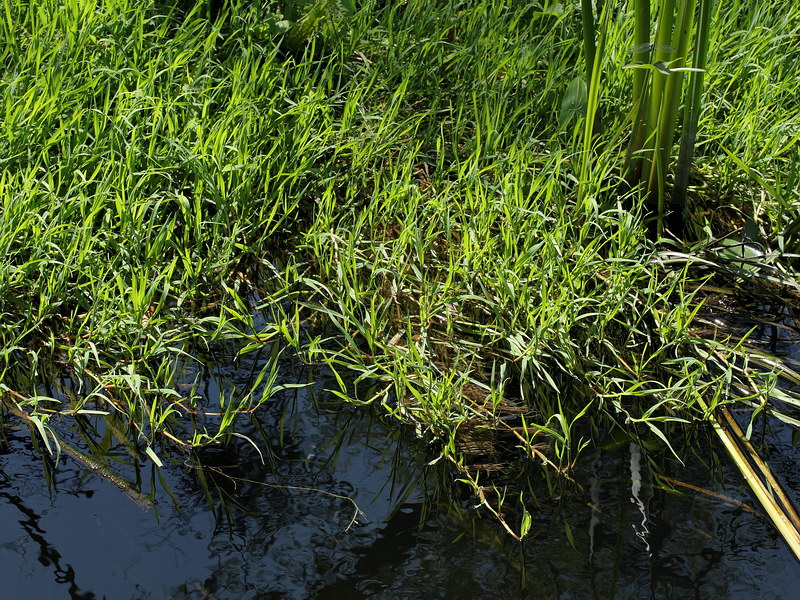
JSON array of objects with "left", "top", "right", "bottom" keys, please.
[
  {"left": 624, "top": 0, "right": 652, "bottom": 184},
  {"left": 643, "top": 0, "right": 675, "bottom": 223},
  {"left": 580, "top": 0, "right": 597, "bottom": 88},
  {"left": 673, "top": 0, "right": 714, "bottom": 220},
  {"left": 578, "top": 2, "right": 610, "bottom": 209}
]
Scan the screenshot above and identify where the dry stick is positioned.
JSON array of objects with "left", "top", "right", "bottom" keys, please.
[
  {"left": 718, "top": 406, "right": 800, "bottom": 530},
  {"left": 476, "top": 485, "right": 521, "bottom": 541},
  {"left": 444, "top": 454, "right": 522, "bottom": 540},
  {"left": 57, "top": 442, "right": 155, "bottom": 510},
  {"left": 85, "top": 368, "right": 199, "bottom": 449},
  {"left": 161, "top": 429, "right": 189, "bottom": 447},
  {"left": 2, "top": 380, "right": 144, "bottom": 461},
  {"left": 200, "top": 465, "right": 367, "bottom": 531},
  {"left": 654, "top": 474, "right": 759, "bottom": 514},
  {"left": 82, "top": 368, "right": 155, "bottom": 459},
  {"left": 0, "top": 395, "right": 154, "bottom": 509}
]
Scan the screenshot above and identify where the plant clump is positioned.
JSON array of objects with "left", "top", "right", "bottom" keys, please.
[{"left": 1, "top": 0, "right": 799, "bottom": 540}]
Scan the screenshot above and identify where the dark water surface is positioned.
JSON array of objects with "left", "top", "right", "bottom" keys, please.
[{"left": 3, "top": 334, "right": 800, "bottom": 599}]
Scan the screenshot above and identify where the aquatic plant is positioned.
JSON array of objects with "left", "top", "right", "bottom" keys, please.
[
  {"left": 0, "top": 0, "right": 799, "bottom": 549},
  {"left": 577, "top": 0, "right": 714, "bottom": 234}
]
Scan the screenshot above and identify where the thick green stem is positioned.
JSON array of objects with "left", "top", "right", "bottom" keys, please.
[
  {"left": 643, "top": 0, "right": 675, "bottom": 201},
  {"left": 624, "top": 0, "right": 652, "bottom": 184},
  {"left": 580, "top": 0, "right": 597, "bottom": 87},
  {"left": 578, "top": 2, "right": 610, "bottom": 208},
  {"left": 658, "top": 0, "right": 697, "bottom": 178},
  {"left": 673, "top": 0, "right": 714, "bottom": 219}
]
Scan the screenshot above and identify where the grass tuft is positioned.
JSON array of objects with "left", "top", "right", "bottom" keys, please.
[{"left": 1, "top": 0, "right": 800, "bottom": 540}]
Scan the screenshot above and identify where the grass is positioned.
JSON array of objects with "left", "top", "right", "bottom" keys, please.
[{"left": 1, "top": 0, "right": 800, "bottom": 540}]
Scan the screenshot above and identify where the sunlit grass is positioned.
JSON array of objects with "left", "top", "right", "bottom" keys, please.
[{"left": 1, "top": 0, "right": 799, "bottom": 538}]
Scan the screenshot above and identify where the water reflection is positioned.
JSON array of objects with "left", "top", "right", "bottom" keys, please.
[{"left": 2, "top": 346, "right": 800, "bottom": 598}]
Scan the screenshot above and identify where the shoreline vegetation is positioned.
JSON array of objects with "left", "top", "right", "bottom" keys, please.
[{"left": 2, "top": 0, "right": 800, "bottom": 545}]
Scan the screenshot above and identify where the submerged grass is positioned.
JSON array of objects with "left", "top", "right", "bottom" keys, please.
[{"left": 1, "top": 0, "right": 800, "bottom": 539}]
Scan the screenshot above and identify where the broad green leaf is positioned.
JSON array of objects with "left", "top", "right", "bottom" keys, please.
[{"left": 559, "top": 77, "right": 587, "bottom": 130}]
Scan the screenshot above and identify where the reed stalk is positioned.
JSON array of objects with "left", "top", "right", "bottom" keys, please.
[
  {"left": 588, "top": 0, "right": 715, "bottom": 234},
  {"left": 580, "top": 0, "right": 597, "bottom": 88},
  {"left": 624, "top": 0, "right": 652, "bottom": 183},
  {"left": 697, "top": 395, "right": 800, "bottom": 561},
  {"left": 654, "top": 0, "right": 697, "bottom": 193},
  {"left": 641, "top": 0, "right": 676, "bottom": 210},
  {"left": 672, "top": 0, "right": 714, "bottom": 218},
  {"left": 578, "top": 2, "right": 611, "bottom": 208}
]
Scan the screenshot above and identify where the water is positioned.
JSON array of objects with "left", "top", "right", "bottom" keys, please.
[{"left": 3, "top": 334, "right": 800, "bottom": 598}]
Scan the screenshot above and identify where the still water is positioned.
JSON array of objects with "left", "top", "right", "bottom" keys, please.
[{"left": 2, "top": 330, "right": 800, "bottom": 599}]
